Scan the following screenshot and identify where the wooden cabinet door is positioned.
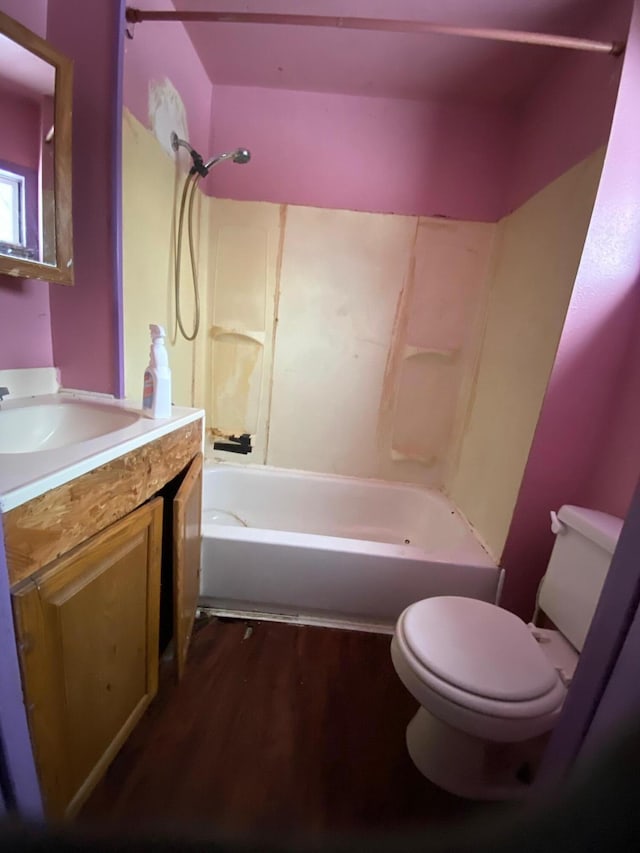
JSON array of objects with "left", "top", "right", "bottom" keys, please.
[
  {"left": 12, "top": 498, "right": 163, "bottom": 819},
  {"left": 173, "top": 452, "right": 203, "bottom": 680}
]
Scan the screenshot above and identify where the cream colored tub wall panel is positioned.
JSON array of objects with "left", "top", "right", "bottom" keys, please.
[
  {"left": 122, "top": 110, "right": 206, "bottom": 408},
  {"left": 264, "top": 206, "right": 494, "bottom": 484},
  {"left": 206, "top": 199, "right": 283, "bottom": 463},
  {"left": 389, "top": 219, "right": 495, "bottom": 478},
  {"left": 450, "top": 149, "right": 606, "bottom": 560},
  {"left": 267, "top": 206, "right": 416, "bottom": 479}
]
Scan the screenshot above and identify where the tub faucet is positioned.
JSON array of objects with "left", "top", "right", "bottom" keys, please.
[
  {"left": 213, "top": 433, "right": 252, "bottom": 454},
  {"left": 0, "top": 386, "right": 9, "bottom": 404}
]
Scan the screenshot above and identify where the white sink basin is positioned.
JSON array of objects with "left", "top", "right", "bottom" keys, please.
[{"left": 0, "top": 400, "right": 141, "bottom": 453}]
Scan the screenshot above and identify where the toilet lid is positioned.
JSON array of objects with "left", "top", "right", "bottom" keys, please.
[{"left": 401, "top": 597, "right": 559, "bottom": 702}]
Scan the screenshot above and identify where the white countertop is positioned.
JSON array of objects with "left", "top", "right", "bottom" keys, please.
[{"left": 0, "top": 393, "right": 204, "bottom": 512}]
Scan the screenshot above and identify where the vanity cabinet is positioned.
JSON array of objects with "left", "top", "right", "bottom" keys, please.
[
  {"left": 11, "top": 499, "right": 163, "bottom": 819},
  {"left": 2, "top": 419, "right": 204, "bottom": 819},
  {"left": 173, "top": 452, "right": 203, "bottom": 680}
]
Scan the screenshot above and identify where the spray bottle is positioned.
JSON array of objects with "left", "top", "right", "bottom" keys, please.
[{"left": 142, "top": 324, "right": 172, "bottom": 418}]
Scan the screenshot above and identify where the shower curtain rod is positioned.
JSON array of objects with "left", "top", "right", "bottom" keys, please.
[{"left": 124, "top": 9, "right": 625, "bottom": 55}]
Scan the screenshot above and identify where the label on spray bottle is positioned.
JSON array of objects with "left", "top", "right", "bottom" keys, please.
[{"left": 142, "top": 369, "right": 154, "bottom": 410}]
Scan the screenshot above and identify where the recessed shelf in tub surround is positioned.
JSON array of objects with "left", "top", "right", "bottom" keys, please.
[
  {"left": 211, "top": 323, "right": 266, "bottom": 435},
  {"left": 211, "top": 326, "right": 266, "bottom": 346},
  {"left": 0, "top": 392, "right": 204, "bottom": 512},
  {"left": 402, "top": 346, "right": 458, "bottom": 361}
]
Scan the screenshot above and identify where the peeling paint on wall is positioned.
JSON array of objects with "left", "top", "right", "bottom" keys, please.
[{"left": 148, "top": 77, "right": 189, "bottom": 160}]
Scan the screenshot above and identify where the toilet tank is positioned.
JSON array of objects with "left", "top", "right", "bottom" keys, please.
[{"left": 538, "top": 506, "right": 623, "bottom": 652}]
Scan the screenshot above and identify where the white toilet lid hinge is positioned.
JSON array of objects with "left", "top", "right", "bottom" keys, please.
[{"left": 555, "top": 667, "right": 572, "bottom": 688}]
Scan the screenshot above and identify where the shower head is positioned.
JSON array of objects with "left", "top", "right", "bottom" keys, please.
[
  {"left": 171, "top": 131, "right": 251, "bottom": 177},
  {"left": 204, "top": 148, "right": 251, "bottom": 170},
  {"left": 232, "top": 148, "right": 251, "bottom": 164}
]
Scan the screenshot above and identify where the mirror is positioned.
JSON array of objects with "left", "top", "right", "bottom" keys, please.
[{"left": 0, "top": 11, "right": 73, "bottom": 285}]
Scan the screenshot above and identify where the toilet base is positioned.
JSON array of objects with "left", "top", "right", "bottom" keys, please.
[{"left": 406, "top": 707, "right": 547, "bottom": 800}]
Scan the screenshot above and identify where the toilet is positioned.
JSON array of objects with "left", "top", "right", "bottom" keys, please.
[{"left": 391, "top": 505, "right": 623, "bottom": 800}]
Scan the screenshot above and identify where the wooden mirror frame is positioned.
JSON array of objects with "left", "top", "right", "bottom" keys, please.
[{"left": 0, "top": 11, "right": 73, "bottom": 285}]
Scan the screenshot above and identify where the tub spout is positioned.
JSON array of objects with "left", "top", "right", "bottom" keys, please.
[{"left": 213, "top": 433, "right": 252, "bottom": 454}]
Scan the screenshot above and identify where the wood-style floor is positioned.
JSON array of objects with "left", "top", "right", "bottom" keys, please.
[{"left": 81, "top": 617, "right": 486, "bottom": 840}]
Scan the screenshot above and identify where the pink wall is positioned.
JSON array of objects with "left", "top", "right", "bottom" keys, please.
[
  {"left": 207, "top": 84, "right": 514, "bottom": 220},
  {"left": 124, "top": 0, "right": 212, "bottom": 155},
  {"left": 0, "top": 0, "right": 52, "bottom": 372},
  {"left": 585, "top": 321, "right": 640, "bottom": 518},
  {"left": 46, "top": 0, "right": 122, "bottom": 394},
  {"left": 0, "top": 280, "right": 52, "bottom": 367},
  {"left": 507, "top": 0, "right": 631, "bottom": 212},
  {"left": 0, "top": 0, "right": 46, "bottom": 35},
  {"left": 500, "top": 0, "right": 640, "bottom": 618},
  {"left": 0, "top": 88, "right": 40, "bottom": 170}
]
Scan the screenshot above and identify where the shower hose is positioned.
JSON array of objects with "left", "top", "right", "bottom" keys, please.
[{"left": 174, "top": 170, "right": 202, "bottom": 341}]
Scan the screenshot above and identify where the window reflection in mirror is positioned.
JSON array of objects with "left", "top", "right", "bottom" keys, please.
[{"left": 0, "top": 32, "right": 55, "bottom": 266}]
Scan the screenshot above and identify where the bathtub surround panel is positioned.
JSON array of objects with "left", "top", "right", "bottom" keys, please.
[
  {"left": 393, "top": 219, "right": 495, "bottom": 479},
  {"left": 268, "top": 206, "right": 414, "bottom": 478},
  {"left": 265, "top": 206, "right": 494, "bottom": 485},
  {"left": 451, "top": 149, "right": 606, "bottom": 560},
  {"left": 122, "top": 110, "right": 209, "bottom": 409},
  {"left": 206, "top": 199, "right": 282, "bottom": 456},
  {"left": 200, "top": 464, "right": 499, "bottom": 629}
]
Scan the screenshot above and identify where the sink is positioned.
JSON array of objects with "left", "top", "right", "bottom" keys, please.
[{"left": 0, "top": 399, "right": 141, "bottom": 453}]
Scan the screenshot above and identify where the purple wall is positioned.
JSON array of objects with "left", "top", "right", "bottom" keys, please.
[
  {"left": 0, "top": 279, "right": 52, "bottom": 368},
  {"left": 207, "top": 84, "right": 514, "bottom": 221},
  {"left": 584, "top": 322, "right": 640, "bottom": 517},
  {"left": 0, "top": 88, "right": 40, "bottom": 169},
  {"left": 0, "top": 521, "right": 42, "bottom": 816},
  {"left": 46, "top": 0, "right": 123, "bottom": 395},
  {"left": 583, "top": 560, "right": 640, "bottom": 757},
  {"left": 0, "top": 0, "right": 46, "bottom": 34},
  {"left": 507, "top": 0, "right": 630, "bottom": 212},
  {"left": 501, "top": 0, "right": 640, "bottom": 618}
]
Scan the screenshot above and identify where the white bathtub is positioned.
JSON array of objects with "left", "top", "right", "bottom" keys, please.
[{"left": 200, "top": 463, "right": 501, "bottom": 631}]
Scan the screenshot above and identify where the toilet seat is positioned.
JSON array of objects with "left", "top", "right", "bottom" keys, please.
[
  {"left": 401, "top": 597, "right": 560, "bottom": 702},
  {"left": 392, "top": 597, "right": 567, "bottom": 742}
]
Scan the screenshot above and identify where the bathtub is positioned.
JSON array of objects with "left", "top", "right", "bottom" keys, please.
[{"left": 200, "top": 463, "right": 502, "bottom": 631}]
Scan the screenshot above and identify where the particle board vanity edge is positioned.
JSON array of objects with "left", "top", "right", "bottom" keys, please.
[{"left": 4, "top": 419, "right": 202, "bottom": 586}]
